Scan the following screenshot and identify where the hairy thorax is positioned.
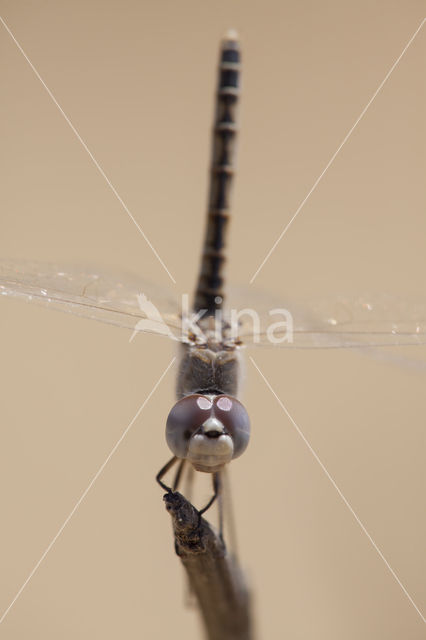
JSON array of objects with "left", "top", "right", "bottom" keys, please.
[{"left": 176, "top": 340, "right": 242, "bottom": 398}]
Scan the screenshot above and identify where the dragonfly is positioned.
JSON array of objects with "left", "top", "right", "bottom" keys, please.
[{"left": 1, "top": 31, "right": 426, "bottom": 531}]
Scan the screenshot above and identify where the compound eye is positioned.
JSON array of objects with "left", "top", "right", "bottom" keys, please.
[
  {"left": 214, "top": 396, "right": 250, "bottom": 458},
  {"left": 166, "top": 395, "right": 213, "bottom": 458}
]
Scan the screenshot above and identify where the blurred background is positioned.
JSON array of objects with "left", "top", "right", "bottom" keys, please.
[{"left": 0, "top": 1, "right": 425, "bottom": 638}]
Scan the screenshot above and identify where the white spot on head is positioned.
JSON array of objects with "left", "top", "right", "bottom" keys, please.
[
  {"left": 197, "top": 396, "right": 213, "bottom": 410},
  {"left": 202, "top": 417, "right": 225, "bottom": 433},
  {"left": 217, "top": 396, "right": 232, "bottom": 412}
]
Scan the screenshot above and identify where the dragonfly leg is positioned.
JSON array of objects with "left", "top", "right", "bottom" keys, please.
[
  {"left": 217, "top": 471, "right": 224, "bottom": 543},
  {"left": 184, "top": 463, "right": 195, "bottom": 504},
  {"left": 172, "top": 459, "right": 186, "bottom": 491},
  {"left": 222, "top": 466, "right": 238, "bottom": 557},
  {"left": 198, "top": 471, "right": 221, "bottom": 516},
  {"left": 156, "top": 455, "right": 179, "bottom": 491}
]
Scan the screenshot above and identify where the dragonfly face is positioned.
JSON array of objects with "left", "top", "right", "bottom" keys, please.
[{"left": 166, "top": 394, "right": 250, "bottom": 472}]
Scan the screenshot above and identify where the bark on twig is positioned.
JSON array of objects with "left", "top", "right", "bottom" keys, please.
[{"left": 163, "top": 491, "right": 253, "bottom": 640}]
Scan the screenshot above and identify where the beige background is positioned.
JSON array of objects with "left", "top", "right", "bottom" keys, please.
[{"left": 0, "top": 1, "right": 425, "bottom": 638}]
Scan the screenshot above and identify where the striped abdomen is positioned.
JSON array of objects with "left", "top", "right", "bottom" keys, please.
[{"left": 193, "top": 31, "right": 240, "bottom": 315}]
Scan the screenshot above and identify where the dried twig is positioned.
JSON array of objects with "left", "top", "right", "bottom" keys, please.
[{"left": 163, "top": 491, "right": 253, "bottom": 640}]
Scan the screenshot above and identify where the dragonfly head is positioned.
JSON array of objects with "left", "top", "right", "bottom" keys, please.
[{"left": 166, "top": 394, "right": 250, "bottom": 473}]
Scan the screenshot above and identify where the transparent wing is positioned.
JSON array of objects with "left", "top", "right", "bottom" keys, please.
[
  {"left": 228, "top": 289, "right": 426, "bottom": 348},
  {"left": 3, "top": 265, "right": 426, "bottom": 349},
  {"left": 0, "top": 260, "right": 183, "bottom": 340}
]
